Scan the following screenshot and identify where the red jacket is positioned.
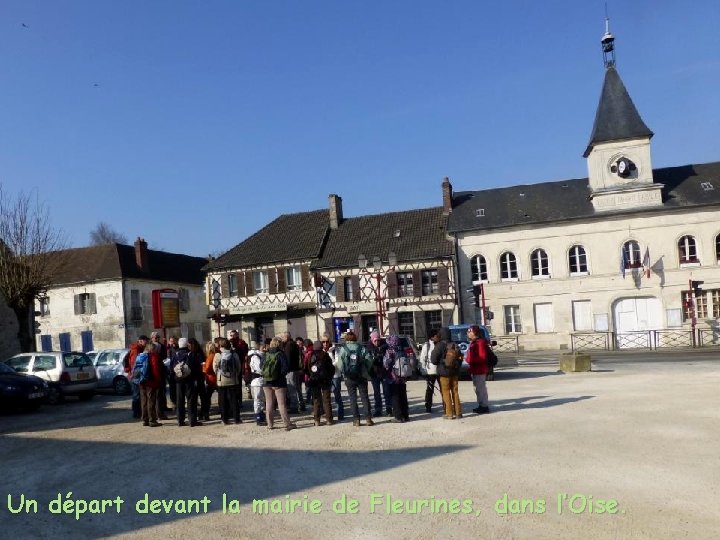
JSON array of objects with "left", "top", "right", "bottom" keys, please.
[
  {"left": 466, "top": 338, "right": 489, "bottom": 376},
  {"left": 141, "top": 352, "right": 164, "bottom": 389},
  {"left": 125, "top": 342, "right": 144, "bottom": 375}
]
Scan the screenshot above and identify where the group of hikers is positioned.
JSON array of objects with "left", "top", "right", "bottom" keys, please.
[{"left": 124, "top": 325, "right": 494, "bottom": 431}]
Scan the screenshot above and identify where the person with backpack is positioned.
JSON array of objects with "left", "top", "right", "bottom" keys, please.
[
  {"left": 366, "top": 331, "right": 390, "bottom": 418},
  {"left": 201, "top": 340, "right": 219, "bottom": 421},
  {"left": 421, "top": 329, "right": 439, "bottom": 414},
  {"left": 282, "top": 332, "right": 305, "bottom": 413},
  {"left": 466, "top": 325, "right": 491, "bottom": 415},
  {"left": 383, "top": 334, "right": 411, "bottom": 423},
  {"left": 248, "top": 341, "right": 266, "bottom": 425},
  {"left": 135, "top": 343, "right": 164, "bottom": 427},
  {"left": 171, "top": 337, "right": 203, "bottom": 427},
  {"left": 125, "top": 335, "right": 149, "bottom": 419},
  {"left": 262, "top": 336, "right": 296, "bottom": 431},
  {"left": 430, "top": 327, "right": 463, "bottom": 419},
  {"left": 213, "top": 337, "right": 243, "bottom": 425},
  {"left": 337, "top": 330, "right": 374, "bottom": 427},
  {"left": 228, "top": 330, "right": 249, "bottom": 413},
  {"left": 325, "top": 334, "right": 344, "bottom": 422},
  {"left": 305, "top": 340, "right": 335, "bottom": 426}
]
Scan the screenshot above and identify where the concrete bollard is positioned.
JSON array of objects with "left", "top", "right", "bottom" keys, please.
[{"left": 559, "top": 352, "right": 591, "bottom": 373}]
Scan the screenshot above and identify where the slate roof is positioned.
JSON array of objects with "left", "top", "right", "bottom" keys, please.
[
  {"left": 313, "top": 207, "right": 453, "bottom": 270},
  {"left": 205, "top": 210, "right": 329, "bottom": 271},
  {"left": 50, "top": 244, "right": 207, "bottom": 286},
  {"left": 584, "top": 66, "right": 653, "bottom": 157},
  {"left": 447, "top": 161, "right": 720, "bottom": 234}
]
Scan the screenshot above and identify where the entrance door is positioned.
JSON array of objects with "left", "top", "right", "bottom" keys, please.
[
  {"left": 361, "top": 315, "right": 378, "bottom": 342},
  {"left": 613, "top": 297, "right": 662, "bottom": 348}
]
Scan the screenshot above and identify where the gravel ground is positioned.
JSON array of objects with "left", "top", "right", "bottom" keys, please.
[{"left": 1, "top": 360, "right": 719, "bottom": 539}]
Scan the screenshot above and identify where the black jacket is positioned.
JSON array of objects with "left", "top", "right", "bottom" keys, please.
[
  {"left": 284, "top": 340, "right": 301, "bottom": 372},
  {"left": 431, "top": 328, "right": 460, "bottom": 377}
]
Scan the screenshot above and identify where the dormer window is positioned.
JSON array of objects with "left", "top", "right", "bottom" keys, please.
[
  {"left": 475, "top": 209, "right": 485, "bottom": 217},
  {"left": 701, "top": 182, "right": 714, "bottom": 191}
]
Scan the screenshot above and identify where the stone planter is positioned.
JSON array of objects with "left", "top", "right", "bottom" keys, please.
[{"left": 559, "top": 352, "right": 591, "bottom": 373}]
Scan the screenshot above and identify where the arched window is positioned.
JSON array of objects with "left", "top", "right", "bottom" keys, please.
[
  {"left": 568, "top": 245, "right": 588, "bottom": 275},
  {"left": 500, "top": 252, "right": 518, "bottom": 280},
  {"left": 531, "top": 249, "right": 550, "bottom": 278},
  {"left": 623, "top": 240, "right": 642, "bottom": 268},
  {"left": 470, "top": 255, "right": 488, "bottom": 282},
  {"left": 678, "top": 235, "right": 698, "bottom": 264}
]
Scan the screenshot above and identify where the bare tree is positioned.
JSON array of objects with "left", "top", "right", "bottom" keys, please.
[
  {"left": 90, "top": 221, "right": 127, "bottom": 245},
  {"left": 0, "top": 186, "right": 68, "bottom": 352}
]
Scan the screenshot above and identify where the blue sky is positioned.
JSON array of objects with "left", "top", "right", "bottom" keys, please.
[{"left": 1, "top": 1, "right": 718, "bottom": 257}]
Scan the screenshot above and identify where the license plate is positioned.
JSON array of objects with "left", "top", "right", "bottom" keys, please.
[
  {"left": 76, "top": 372, "right": 89, "bottom": 380},
  {"left": 28, "top": 392, "right": 44, "bottom": 399}
]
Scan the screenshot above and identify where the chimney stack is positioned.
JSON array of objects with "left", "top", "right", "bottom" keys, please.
[
  {"left": 328, "top": 194, "right": 343, "bottom": 230},
  {"left": 134, "top": 237, "right": 150, "bottom": 273},
  {"left": 442, "top": 177, "right": 453, "bottom": 215}
]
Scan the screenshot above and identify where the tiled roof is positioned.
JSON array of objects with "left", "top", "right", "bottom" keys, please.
[
  {"left": 447, "top": 161, "right": 720, "bottom": 234},
  {"left": 205, "top": 210, "right": 329, "bottom": 271},
  {"left": 50, "top": 244, "right": 207, "bottom": 286},
  {"left": 584, "top": 66, "right": 653, "bottom": 157},
  {"left": 313, "top": 207, "right": 454, "bottom": 269}
]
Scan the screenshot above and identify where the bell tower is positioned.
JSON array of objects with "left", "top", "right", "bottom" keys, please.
[{"left": 584, "top": 18, "right": 663, "bottom": 212}]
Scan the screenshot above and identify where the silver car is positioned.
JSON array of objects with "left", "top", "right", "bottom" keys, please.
[
  {"left": 3, "top": 351, "right": 98, "bottom": 404},
  {"left": 93, "top": 349, "right": 132, "bottom": 395}
]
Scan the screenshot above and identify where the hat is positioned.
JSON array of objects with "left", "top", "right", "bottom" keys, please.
[
  {"left": 313, "top": 340, "right": 323, "bottom": 351},
  {"left": 370, "top": 331, "right": 380, "bottom": 340},
  {"left": 178, "top": 337, "right": 188, "bottom": 348},
  {"left": 138, "top": 335, "right": 149, "bottom": 341}
]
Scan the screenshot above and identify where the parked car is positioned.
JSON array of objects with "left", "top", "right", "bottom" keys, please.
[
  {"left": 3, "top": 351, "right": 98, "bottom": 404},
  {"left": 448, "top": 324, "right": 498, "bottom": 380},
  {"left": 85, "top": 351, "right": 98, "bottom": 362},
  {"left": 0, "top": 363, "right": 49, "bottom": 411},
  {"left": 93, "top": 349, "right": 131, "bottom": 395}
]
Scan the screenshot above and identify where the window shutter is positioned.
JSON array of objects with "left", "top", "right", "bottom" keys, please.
[
  {"left": 221, "top": 274, "right": 230, "bottom": 298},
  {"left": 277, "top": 268, "right": 287, "bottom": 293},
  {"left": 387, "top": 311, "right": 399, "bottom": 335},
  {"left": 437, "top": 267, "right": 450, "bottom": 295},
  {"left": 324, "top": 318, "right": 334, "bottom": 342},
  {"left": 351, "top": 275, "right": 360, "bottom": 302},
  {"left": 245, "top": 271, "right": 254, "bottom": 296},
  {"left": 89, "top": 294, "right": 97, "bottom": 314},
  {"left": 301, "top": 265, "right": 311, "bottom": 291},
  {"left": 269, "top": 269, "right": 278, "bottom": 294},
  {"left": 353, "top": 315, "right": 362, "bottom": 338},
  {"left": 386, "top": 271, "right": 397, "bottom": 299},
  {"left": 412, "top": 270, "right": 421, "bottom": 296},
  {"left": 74, "top": 294, "right": 81, "bottom": 315},
  {"left": 336, "top": 277, "right": 346, "bottom": 303},
  {"left": 236, "top": 272, "right": 246, "bottom": 297}
]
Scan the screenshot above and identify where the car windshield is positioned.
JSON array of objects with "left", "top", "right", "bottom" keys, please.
[
  {"left": 0, "top": 363, "right": 16, "bottom": 374},
  {"left": 63, "top": 353, "right": 94, "bottom": 368},
  {"left": 449, "top": 328, "right": 469, "bottom": 343}
]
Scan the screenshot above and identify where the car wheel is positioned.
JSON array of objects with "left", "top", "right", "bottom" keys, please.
[
  {"left": 113, "top": 377, "right": 131, "bottom": 395},
  {"left": 78, "top": 391, "right": 95, "bottom": 401},
  {"left": 47, "top": 387, "right": 63, "bottom": 405}
]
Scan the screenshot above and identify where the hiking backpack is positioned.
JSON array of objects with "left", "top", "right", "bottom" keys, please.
[
  {"left": 341, "top": 345, "right": 364, "bottom": 381},
  {"left": 261, "top": 351, "right": 281, "bottom": 381},
  {"left": 132, "top": 353, "right": 152, "bottom": 385},
  {"left": 219, "top": 353, "right": 235, "bottom": 379},
  {"left": 308, "top": 352, "right": 326, "bottom": 383},
  {"left": 444, "top": 343, "right": 462, "bottom": 369},
  {"left": 392, "top": 355, "right": 414, "bottom": 379},
  {"left": 173, "top": 355, "right": 191, "bottom": 379}
]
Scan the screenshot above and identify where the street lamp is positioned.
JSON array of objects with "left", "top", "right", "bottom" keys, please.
[{"left": 358, "top": 252, "right": 397, "bottom": 335}]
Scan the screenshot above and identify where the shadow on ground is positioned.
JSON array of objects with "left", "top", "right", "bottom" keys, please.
[{"left": 0, "top": 435, "right": 471, "bottom": 539}]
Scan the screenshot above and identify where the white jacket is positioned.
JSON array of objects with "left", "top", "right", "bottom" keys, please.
[
  {"left": 248, "top": 349, "right": 264, "bottom": 387},
  {"left": 420, "top": 341, "right": 436, "bottom": 376}
]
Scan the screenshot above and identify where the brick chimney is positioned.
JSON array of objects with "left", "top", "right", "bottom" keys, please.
[
  {"left": 134, "top": 237, "right": 150, "bottom": 273},
  {"left": 328, "top": 194, "right": 343, "bottom": 230},
  {"left": 442, "top": 177, "right": 453, "bottom": 215}
]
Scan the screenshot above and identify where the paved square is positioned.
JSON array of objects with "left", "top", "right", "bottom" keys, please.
[{"left": 1, "top": 358, "right": 718, "bottom": 539}]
